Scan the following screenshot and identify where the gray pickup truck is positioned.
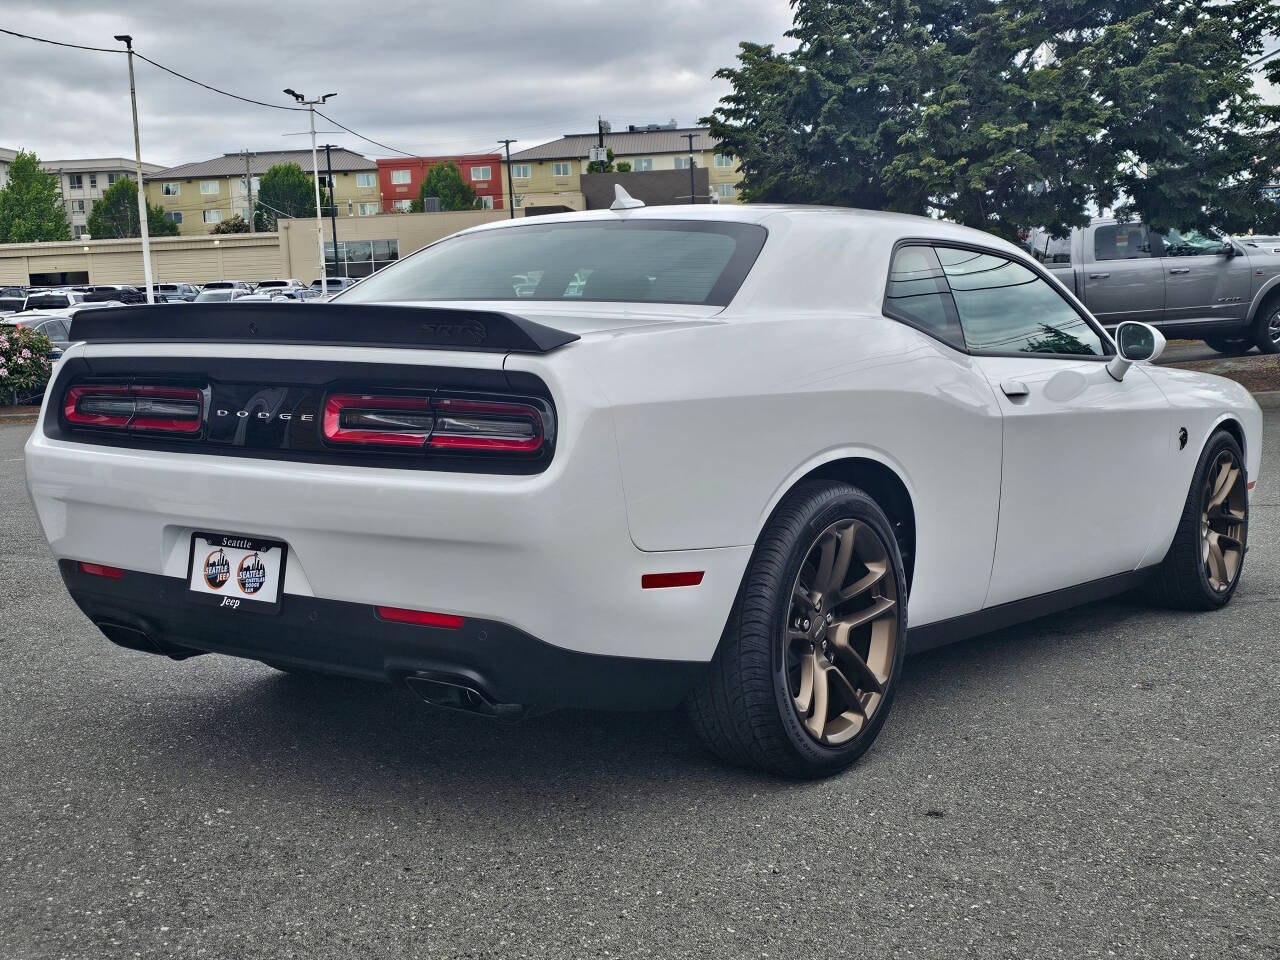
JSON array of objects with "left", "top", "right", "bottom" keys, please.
[{"left": 1023, "top": 220, "right": 1280, "bottom": 353}]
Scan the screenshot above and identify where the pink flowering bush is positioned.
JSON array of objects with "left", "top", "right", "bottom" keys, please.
[{"left": 0, "top": 325, "right": 54, "bottom": 405}]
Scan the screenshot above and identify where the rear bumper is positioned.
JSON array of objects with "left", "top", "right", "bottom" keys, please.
[{"left": 61, "top": 561, "right": 705, "bottom": 711}]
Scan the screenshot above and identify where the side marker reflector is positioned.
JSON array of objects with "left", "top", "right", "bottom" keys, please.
[
  {"left": 641, "top": 571, "right": 705, "bottom": 589},
  {"left": 79, "top": 562, "right": 124, "bottom": 580},
  {"left": 375, "top": 605, "right": 465, "bottom": 629},
  {"left": 1248, "top": 480, "right": 1256, "bottom": 490}
]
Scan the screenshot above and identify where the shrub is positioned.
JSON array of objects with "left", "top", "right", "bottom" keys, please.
[{"left": 0, "top": 326, "right": 55, "bottom": 405}]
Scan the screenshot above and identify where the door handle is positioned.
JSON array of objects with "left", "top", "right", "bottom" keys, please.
[
  {"left": 1000, "top": 379, "right": 1030, "bottom": 399},
  {"left": 1168, "top": 267, "right": 1191, "bottom": 274},
  {"left": 1088, "top": 272, "right": 1110, "bottom": 279}
]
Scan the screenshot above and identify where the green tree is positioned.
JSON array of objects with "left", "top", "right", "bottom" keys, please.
[
  {"left": 210, "top": 213, "right": 251, "bottom": 234},
  {"left": 253, "top": 163, "right": 316, "bottom": 229},
  {"left": 706, "top": 0, "right": 1280, "bottom": 239},
  {"left": 85, "top": 177, "right": 178, "bottom": 239},
  {"left": 0, "top": 150, "right": 70, "bottom": 243},
  {"left": 586, "top": 149, "right": 615, "bottom": 173},
  {"left": 410, "top": 161, "right": 478, "bottom": 212}
]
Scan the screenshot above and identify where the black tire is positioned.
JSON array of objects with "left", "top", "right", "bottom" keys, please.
[
  {"left": 1250, "top": 297, "right": 1280, "bottom": 354},
  {"left": 687, "top": 481, "right": 908, "bottom": 778},
  {"left": 1203, "top": 337, "right": 1248, "bottom": 355},
  {"left": 1145, "top": 430, "right": 1249, "bottom": 610}
]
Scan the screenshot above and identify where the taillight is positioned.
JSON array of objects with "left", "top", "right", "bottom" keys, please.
[
  {"left": 65, "top": 383, "right": 203, "bottom": 434},
  {"left": 323, "top": 392, "right": 547, "bottom": 455}
]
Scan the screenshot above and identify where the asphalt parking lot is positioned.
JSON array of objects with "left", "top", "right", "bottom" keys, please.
[{"left": 2, "top": 410, "right": 1277, "bottom": 960}]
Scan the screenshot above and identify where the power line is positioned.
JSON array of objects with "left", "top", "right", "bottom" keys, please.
[
  {"left": 0, "top": 26, "right": 121, "bottom": 54},
  {"left": 133, "top": 53, "right": 306, "bottom": 112},
  {"left": 1248, "top": 46, "right": 1280, "bottom": 68},
  {"left": 314, "top": 109, "right": 415, "bottom": 157}
]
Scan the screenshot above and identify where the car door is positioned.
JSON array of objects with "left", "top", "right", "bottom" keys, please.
[
  {"left": 1158, "top": 228, "right": 1252, "bottom": 323},
  {"left": 1082, "top": 222, "right": 1165, "bottom": 327},
  {"left": 929, "top": 245, "right": 1173, "bottom": 608}
]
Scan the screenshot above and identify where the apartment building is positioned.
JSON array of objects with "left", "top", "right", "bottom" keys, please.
[
  {"left": 0, "top": 148, "right": 163, "bottom": 237},
  {"left": 376, "top": 155, "right": 505, "bottom": 211},
  {"left": 143, "top": 148, "right": 379, "bottom": 235},
  {"left": 506, "top": 124, "right": 744, "bottom": 209}
]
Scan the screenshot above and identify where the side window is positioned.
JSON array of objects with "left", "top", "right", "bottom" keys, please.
[
  {"left": 935, "top": 246, "right": 1106, "bottom": 357},
  {"left": 883, "top": 245, "right": 965, "bottom": 349},
  {"left": 1160, "top": 227, "right": 1223, "bottom": 257},
  {"left": 1094, "top": 223, "right": 1153, "bottom": 261}
]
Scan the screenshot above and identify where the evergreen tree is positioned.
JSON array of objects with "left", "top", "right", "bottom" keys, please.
[
  {"left": 85, "top": 177, "right": 179, "bottom": 238},
  {"left": 0, "top": 150, "right": 71, "bottom": 243},
  {"left": 707, "top": 0, "right": 1280, "bottom": 238},
  {"left": 410, "top": 161, "right": 478, "bottom": 212},
  {"left": 253, "top": 163, "right": 316, "bottom": 229}
]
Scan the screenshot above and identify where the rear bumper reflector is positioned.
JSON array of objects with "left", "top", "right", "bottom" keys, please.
[
  {"left": 641, "top": 571, "right": 705, "bottom": 589},
  {"left": 79, "top": 562, "right": 124, "bottom": 580},
  {"left": 375, "top": 605, "right": 465, "bottom": 629}
]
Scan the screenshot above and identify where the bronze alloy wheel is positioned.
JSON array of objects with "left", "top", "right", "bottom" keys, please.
[
  {"left": 1201, "top": 449, "right": 1247, "bottom": 592},
  {"left": 785, "top": 519, "right": 898, "bottom": 746}
]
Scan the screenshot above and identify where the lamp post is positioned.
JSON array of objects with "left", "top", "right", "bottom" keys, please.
[
  {"left": 284, "top": 88, "right": 336, "bottom": 296},
  {"left": 114, "top": 35, "right": 155, "bottom": 304}
]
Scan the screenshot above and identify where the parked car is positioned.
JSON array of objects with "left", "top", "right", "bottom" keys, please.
[
  {"left": 3, "top": 312, "right": 72, "bottom": 354},
  {"left": 149, "top": 283, "right": 201, "bottom": 302},
  {"left": 201, "top": 281, "right": 253, "bottom": 293},
  {"left": 255, "top": 279, "right": 307, "bottom": 291},
  {"left": 1023, "top": 220, "right": 1280, "bottom": 353},
  {"left": 21, "top": 290, "right": 95, "bottom": 311},
  {"left": 310, "top": 277, "right": 356, "bottom": 292},
  {"left": 28, "top": 203, "right": 1261, "bottom": 778},
  {"left": 194, "top": 288, "right": 252, "bottom": 303},
  {"left": 0, "top": 295, "right": 25, "bottom": 316}
]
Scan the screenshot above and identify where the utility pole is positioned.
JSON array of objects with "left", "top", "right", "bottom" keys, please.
[
  {"left": 283, "top": 88, "right": 336, "bottom": 296},
  {"left": 598, "top": 116, "right": 605, "bottom": 150},
  {"left": 682, "top": 132, "right": 697, "bottom": 205},
  {"left": 114, "top": 35, "right": 155, "bottom": 304},
  {"left": 243, "top": 150, "right": 256, "bottom": 233},
  {"left": 323, "top": 143, "right": 339, "bottom": 272},
  {"left": 498, "top": 139, "right": 518, "bottom": 219}
]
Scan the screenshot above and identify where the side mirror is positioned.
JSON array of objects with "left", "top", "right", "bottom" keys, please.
[{"left": 1107, "top": 321, "right": 1166, "bottom": 381}]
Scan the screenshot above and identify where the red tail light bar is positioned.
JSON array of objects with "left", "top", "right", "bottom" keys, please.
[
  {"left": 323, "top": 392, "right": 547, "bottom": 454},
  {"left": 64, "top": 384, "right": 204, "bottom": 434}
]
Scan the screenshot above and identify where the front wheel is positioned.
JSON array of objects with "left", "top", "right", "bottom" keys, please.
[
  {"left": 687, "top": 481, "right": 908, "bottom": 778},
  {"left": 1251, "top": 300, "right": 1280, "bottom": 354},
  {"left": 1145, "top": 430, "right": 1249, "bottom": 610}
]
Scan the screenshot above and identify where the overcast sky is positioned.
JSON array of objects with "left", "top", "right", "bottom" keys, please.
[
  {"left": 0, "top": 1, "right": 794, "bottom": 169},
  {"left": 1, "top": 3, "right": 1275, "bottom": 171}
]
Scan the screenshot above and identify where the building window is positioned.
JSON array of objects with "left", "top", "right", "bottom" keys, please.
[
  {"left": 552, "top": 162, "right": 572, "bottom": 178},
  {"left": 390, "top": 169, "right": 411, "bottom": 185},
  {"left": 89, "top": 174, "right": 97, "bottom": 189},
  {"left": 107, "top": 173, "right": 119, "bottom": 186},
  {"left": 165, "top": 211, "right": 183, "bottom": 224},
  {"left": 68, "top": 174, "right": 83, "bottom": 189},
  {"left": 358, "top": 202, "right": 379, "bottom": 216},
  {"left": 713, "top": 153, "right": 733, "bottom": 168},
  {"left": 470, "top": 166, "right": 492, "bottom": 182},
  {"left": 236, "top": 206, "right": 251, "bottom": 221},
  {"left": 674, "top": 156, "right": 694, "bottom": 170},
  {"left": 630, "top": 157, "right": 653, "bottom": 172},
  {"left": 356, "top": 173, "right": 376, "bottom": 188},
  {"left": 238, "top": 176, "right": 261, "bottom": 196},
  {"left": 715, "top": 183, "right": 736, "bottom": 199},
  {"left": 200, "top": 181, "right": 219, "bottom": 195},
  {"left": 203, "top": 209, "right": 222, "bottom": 224},
  {"left": 72, "top": 225, "right": 87, "bottom": 239},
  {"left": 70, "top": 199, "right": 86, "bottom": 213},
  {"left": 162, "top": 182, "right": 180, "bottom": 196},
  {"left": 391, "top": 199, "right": 412, "bottom": 212},
  {"left": 325, "top": 238, "right": 399, "bottom": 278},
  {"left": 477, "top": 195, "right": 494, "bottom": 210},
  {"left": 512, "top": 163, "right": 531, "bottom": 179}
]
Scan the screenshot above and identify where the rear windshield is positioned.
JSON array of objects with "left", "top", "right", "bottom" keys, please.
[
  {"left": 339, "top": 220, "right": 768, "bottom": 307},
  {"left": 25, "top": 294, "right": 71, "bottom": 309},
  {"left": 195, "top": 290, "right": 233, "bottom": 302},
  {"left": 0, "top": 298, "right": 23, "bottom": 311}
]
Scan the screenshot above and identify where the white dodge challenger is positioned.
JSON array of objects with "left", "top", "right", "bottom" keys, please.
[{"left": 25, "top": 200, "right": 1261, "bottom": 777}]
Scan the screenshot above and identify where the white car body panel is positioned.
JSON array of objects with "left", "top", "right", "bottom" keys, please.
[{"left": 24, "top": 204, "right": 1263, "bottom": 681}]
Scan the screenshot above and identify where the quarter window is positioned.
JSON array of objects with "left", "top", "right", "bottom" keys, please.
[
  {"left": 936, "top": 247, "right": 1104, "bottom": 356},
  {"left": 883, "top": 246, "right": 965, "bottom": 349},
  {"left": 1094, "top": 223, "right": 1153, "bottom": 261}
]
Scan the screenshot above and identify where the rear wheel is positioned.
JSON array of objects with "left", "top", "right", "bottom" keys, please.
[
  {"left": 687, "top": 481, "right": 908, "bottom": 778},
  {"left": 1251, "top": 299, "right": 1280, "bottom": 354},
  {"left": 1145, "top": 430, "right": 1249, "bottom": 610},
  {"left": 1203, "top": 337, "right": 1249, "bottom": 355}
]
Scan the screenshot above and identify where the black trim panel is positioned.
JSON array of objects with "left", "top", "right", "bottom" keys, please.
[
  {"left": 68, "top": 302, "right": 580, "bottom": 354},
  {"left": 906, "top": 567, "right": 1156, "bottom": 654},
  {"left": 60, "top": 562, "right": 704, "bottom": 712}
]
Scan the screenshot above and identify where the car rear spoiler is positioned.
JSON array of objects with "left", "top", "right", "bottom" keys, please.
[{"left": 67, "top": 302, "right": 580, "bottom": 354}]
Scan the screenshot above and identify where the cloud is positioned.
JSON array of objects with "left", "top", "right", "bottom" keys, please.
[{"left": 0, "top": 0, "right": 794, "bottom": 167}]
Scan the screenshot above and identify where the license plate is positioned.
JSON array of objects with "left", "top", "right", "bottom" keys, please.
[{"left": 187, "top": 532, "right": 287, "bottom": 614}]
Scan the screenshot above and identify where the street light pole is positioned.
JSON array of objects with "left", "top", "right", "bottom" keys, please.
[
  {"left": 115, "top": 35, "right": 155, "bottom": 304},
  {"left": 284, "top": 88, "right": 336, "bottom": 296}
]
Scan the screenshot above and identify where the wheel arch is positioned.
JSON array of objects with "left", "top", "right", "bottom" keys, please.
[
  {"left": 1247, "top": 276, "right": 1280, "bottom": 324},
  {"left": 759, "top": 454, "right": 917, "bottom": 591}
]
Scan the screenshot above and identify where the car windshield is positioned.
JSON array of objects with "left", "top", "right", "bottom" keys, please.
[
  {"left": 339, "top": 220, "right": 768, "bottom": 307},
  {"left": 195, "top": 290, "right": 233, "bottom": 302}
]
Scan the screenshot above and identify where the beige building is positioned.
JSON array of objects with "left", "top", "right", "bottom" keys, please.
[
  {"left": 143, "top": 149, "right": 382, "bottom": 236},
  {"left": 0, "top": 210, "right": 512, "bottom": 288},
  {"left": 0, "top": 147, "right": 164, "bottom": 238},
  {"left": 506, "top": 124, "right": 744, "bottom": 209}
]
